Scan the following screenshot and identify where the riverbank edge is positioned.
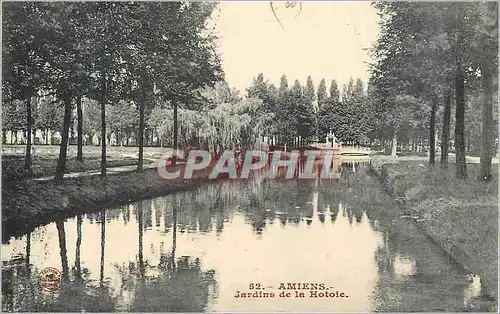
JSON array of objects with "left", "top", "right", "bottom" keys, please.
[
  {"left": 368, "top": 157, "right": 498, "bottom": 301},
  {"left": 2, "top": 166, "right": 216, "bottom": 241}
]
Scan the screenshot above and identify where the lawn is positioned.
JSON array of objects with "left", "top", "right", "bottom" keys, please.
[{"left": 2, "top": 155, "right": 152, "bottom": 182}]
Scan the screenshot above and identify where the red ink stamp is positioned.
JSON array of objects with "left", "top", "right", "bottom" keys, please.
[{"left": 39, "top": 267, "right": 61, "bottom": 292}]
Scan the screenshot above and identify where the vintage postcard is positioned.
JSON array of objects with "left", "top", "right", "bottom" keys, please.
[{"left": 1, "top": 1, "right": 498, "bottom": 312}]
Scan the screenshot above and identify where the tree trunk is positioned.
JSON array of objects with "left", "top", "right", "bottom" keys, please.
[
  {"left": 26, "top": 232, "right": 31, "bottom": 275},
  {"left": 100, "top": 76, "right": 107, "bottom": 177},
  {"left": 137, "top": 96, "right": 145, "bottom": 172},
  {"left": 429, "top": 97, "right": 437, "bottom": 166},
  {"left": 55, "top": 97, "right": 72, "bottom": 184},
  {"left": 391, "top": 132, "right": 397, "bottom": 157},
  {"left": 24, "top": 97, "right": 32, "bottom": 172},
  {"left": 440, "top": 90, "right": 452, "bottom": 166},
  {"left": 479, "top": 67, "right": 494, "bottom": 180},
  {"left": 454, "top": 61, "right": 467, "bottom": 178},
  {"left": 77, "top": 95, "right": 83, "bottom": 162},
  {"left": 173, "top": 100, "right": 178, "bottom": 165}
]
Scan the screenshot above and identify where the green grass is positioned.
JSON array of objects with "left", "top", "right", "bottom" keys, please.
[
  {"left": 2, "top": 155, "right": 152, "bottom": 181},
  {"left": 372, "top": 157, "right": 498, "bottom": 300},
  {"left": 380, "top": 161, "right": 497, "bottom": 202}
]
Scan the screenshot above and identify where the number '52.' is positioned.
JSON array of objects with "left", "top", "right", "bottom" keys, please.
[{"left": 249, "top": 283, "right": 263, "bottom": 289}]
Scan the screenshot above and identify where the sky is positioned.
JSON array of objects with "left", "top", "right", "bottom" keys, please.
[{"left": 213, "top": 1, "right": 380, "bottom": 96}]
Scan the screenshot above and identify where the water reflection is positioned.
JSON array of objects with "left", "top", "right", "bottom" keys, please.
[
  {"left": 127, "top": 200, "right": 218, "bottom": 312},
  {"left": 74, "top": 214, "right": 82, "bottom": 280},
  {"left": 1, "top": 159, "right": 494, "bottom": 312},
  {"left": 100, "top": 210, "right": 106, "bottom": 284},
  {"left": 56, "top": 219, "right": 69, "bottom": 281},
  {"left": 393, "top": 254, "right": 417, "bottom": 278}
]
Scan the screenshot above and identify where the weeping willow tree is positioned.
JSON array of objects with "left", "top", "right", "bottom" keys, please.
[
  {"left": 202, "top": 103, "right": 250, "bottom": 153},
  {"left": 149, "top": 97, "right": 267, "bottom": 154}
]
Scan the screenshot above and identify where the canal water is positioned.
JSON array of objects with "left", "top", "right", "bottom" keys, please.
[{"left": 1, "top": 160, "right": 491, "bottom": 312}]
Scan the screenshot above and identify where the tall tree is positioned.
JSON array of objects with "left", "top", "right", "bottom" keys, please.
[
  {"left": 440, "top": 91, "right": 452, "bottom": 166},
  {"left": 88, "top": 2, "right": 134, "bottom": 177},
  {"left": 124, "top": 2, "right": 222, "bottom": 169},
  {"left": 76, "top": 95, "right": 84, "bottom": 161},
  {"left": 276, "top": 74, "right": 291, "bottom": 146},
  {"left": 3, "top": 2, "right": 51, "bottom": 173},
  {"left": 245, "top": 74, "right": 277, "bottom": 140},
  {"left": 329, "top": 79, "right": 340, "bottom": 103},
  {"left": 304, "top": 75, "right": 316, "bottom": 104},
  {"left": 318, "top": 79, "right": 341, "bottom": 142},
  {"left": 291, "top": 79, "right": 313, "bottom": 146},
  {"left": 317, "top": 78, "right": 328, "bottom": 104},
  {"left": 474, "top": 2, "right": 498, "bottom": 180},
  {"left": 278, "top": 74, "right": 289, "bottom": 97},
  {"left": 44, "top": 2, "right": 99, "bottom": 183},
  {"left": 303, "top": 76, "right": 316, "bottom": 143},
  {"left": 246, "top": 73, "right": 268, "bottom": 100}
]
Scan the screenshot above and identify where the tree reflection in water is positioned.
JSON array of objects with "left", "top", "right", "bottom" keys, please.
[
  {"left": 1, "top": 231, "right": 31, "bottom": 312},
  {"left": 99, "top": 210, "right": 106, "bottom": 285},
  {"left": 55, "top": 219, "right": 69, "bottom": 281},
  {"left": 2, "top": 218, "right": 118, "bottom": 312},
  {"left": 114, "top": 195, "right": 218, "bottom": 312},
  {"left": 74, "top": 214, "right": 83, "bottom": 280},
  {"left": 2, "top": 159, "right": 376, "bottom": 312},
  {"left": 141, "top": 161, "right": 371, "bottom": 238},
  {"left": 3, "top": 159, "right": 490, "bottom": 312}
]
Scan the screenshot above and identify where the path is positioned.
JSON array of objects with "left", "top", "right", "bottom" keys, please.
[
  {"left": 373, "top": 153, "right": 499, "bottom": 164},
  {"left": 32, "top": 158, "right": 158, "bottom": 181}
]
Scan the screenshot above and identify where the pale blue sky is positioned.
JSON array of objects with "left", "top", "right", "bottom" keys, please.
[{"left": 213, "top": 1, "right": 380, "bottom": 94}]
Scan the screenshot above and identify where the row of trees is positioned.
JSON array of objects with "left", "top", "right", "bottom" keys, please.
[
  {"left": 3, "top": 2, "right": 223, "bottom": 183},
  {"left": 246, "top": 73, "right": 375, "bottom": 147},
  {"left": 3, "top": 68, "right": 377, "bottom": 160},
  {"left": 4, "top": 2, "right": 497, "bottom": 182},
  {"left": 369, "top": 2, "right": 498, "bottom": 180}
]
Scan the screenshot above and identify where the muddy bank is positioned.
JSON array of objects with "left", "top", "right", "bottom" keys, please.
[
  {"left": 370, "top": 156, "right": 498, "bottom": 301},
  {"left": 2, "top": 166, "right": 214, "bottom": 241}
]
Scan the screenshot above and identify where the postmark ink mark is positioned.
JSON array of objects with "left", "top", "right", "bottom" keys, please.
[
  {"left": 269, "top": 1, "right": 303, "bottom": 31},
  {"left": 39, "top": 267, "right": 61, "bottom": 293}
]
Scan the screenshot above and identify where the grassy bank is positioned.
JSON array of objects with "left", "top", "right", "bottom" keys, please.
[
  {"left": 370, "top": 156, "right": 498, "bottom": 300},
  {"left": 2, "top": 155, "right": 153, "bottom": 181},
  {"left": 2, "top": 165, "right": 212, "bottom": 241}
]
